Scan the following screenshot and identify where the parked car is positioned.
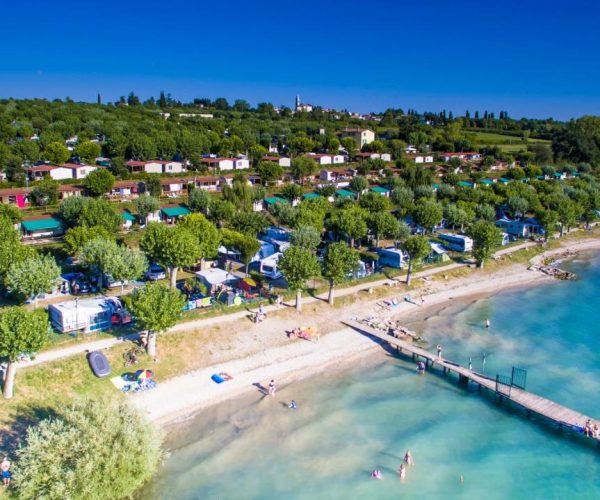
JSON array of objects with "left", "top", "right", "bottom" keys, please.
[
  {"left": 103, "top": 274, "right": 128, "bottom": 289},
  {"left": 146, "top": 264, "right": 166, "bottom": 281}
]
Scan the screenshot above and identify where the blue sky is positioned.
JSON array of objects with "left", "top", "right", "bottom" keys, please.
[{"left": 1, "top": 0, "right": 599, "bottom": 119}]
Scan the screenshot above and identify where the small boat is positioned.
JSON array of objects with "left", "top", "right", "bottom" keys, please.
[{"left": 87, "top": 351, "right": 111, "bottom": 378}]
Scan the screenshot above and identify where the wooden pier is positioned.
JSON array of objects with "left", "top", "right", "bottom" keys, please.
[{"left": 344, "top": 320, "right": 600, "bottom": 444}]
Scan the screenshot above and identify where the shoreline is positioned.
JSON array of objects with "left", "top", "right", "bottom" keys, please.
[{"left": 131, "top": 241, "right": 600, "bottom": 426}]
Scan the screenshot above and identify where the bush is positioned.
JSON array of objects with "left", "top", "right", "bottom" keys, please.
[{"left": 15, "top": 397, "right": 164, "bottom": 500}]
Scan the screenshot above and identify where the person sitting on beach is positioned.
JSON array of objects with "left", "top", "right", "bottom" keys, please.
[
  {"left": 404, "top": 450, "right": 414, "bottom": 466},
  {"left": 289, "top": 400, "right": 297, "bottom": 410}
]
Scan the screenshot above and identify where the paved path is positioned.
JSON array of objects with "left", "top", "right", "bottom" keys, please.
[{"left": 18, "top": 241, "right": 540, "bottom": 369}]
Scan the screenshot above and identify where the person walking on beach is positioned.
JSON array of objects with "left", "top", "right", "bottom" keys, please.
[
  {"left": 436, "top": 344, "right": 442, "bottom": 362},
  {"left": 1, "top": 456, "right": 11, "bottom": 487},
  {"left": 404, "top": 450, "right": 414, "bottom": 466},
  {"left": 268, "top": 379, "right": 276, "bottom": 396}
]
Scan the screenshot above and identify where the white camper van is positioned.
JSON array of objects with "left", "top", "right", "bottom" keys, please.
[{"left": 260, "top": 252, "right": 283, "bottom": 279}]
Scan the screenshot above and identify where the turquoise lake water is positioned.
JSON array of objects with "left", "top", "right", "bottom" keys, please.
[{"left": 142, "top": 253, "right": 600, "bottom": 499}]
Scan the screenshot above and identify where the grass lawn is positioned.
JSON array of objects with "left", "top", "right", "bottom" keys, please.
[{"left": 463, "top": 130, "right": 551, "bottom": 153}]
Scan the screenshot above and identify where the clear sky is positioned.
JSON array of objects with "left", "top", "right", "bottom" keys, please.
[{"left": 1, "top": 0, "right": 599, "bottom": 119}]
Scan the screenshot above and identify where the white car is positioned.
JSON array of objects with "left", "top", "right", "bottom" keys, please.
[{"left": 146, "top": 264, "right": 166, "bottom": 281}]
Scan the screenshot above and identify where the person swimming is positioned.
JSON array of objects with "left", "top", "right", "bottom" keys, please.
[{"left": 371, "top": 469, "right": 383, "bottom": 480}]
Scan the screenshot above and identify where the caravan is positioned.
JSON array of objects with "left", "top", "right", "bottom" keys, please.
[
  {"left": 376, "top": 247, "right": 405, "bottom": 269},
  {"left": 48, "top": 297, "right": 130, "bottom": 334},
  {"left": 260, "top": 252, "right": 283, "bottom": 279},
  {"left": 438, "top": 233, "right": 473, "bottom": 252}
]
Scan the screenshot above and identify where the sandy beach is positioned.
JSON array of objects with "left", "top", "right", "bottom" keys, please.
[{"left": 129, "top": 238, "right": 600, "bottom": 425}]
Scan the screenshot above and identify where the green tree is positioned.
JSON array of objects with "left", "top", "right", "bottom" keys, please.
[
  {"left": 475, "top": 203, "right": 496, "bottom": 222},
  {"left": 58, "top": 196, "right": 88, "bottom": 227},
  {"left": 74, "top": 140, "right": 101, "bottom": 163},
  {"left": 188, "top": 188, "right": 212, "bottom": 214},
  {"left": 256, "top": 161, "right": 283, "bottom": 185},
  {"left": 402, "top": 235, "right": 431, "bottom": 286},
  {"left": 140, "top": 224, "right": 201, "bottom": 287},
  {"left": 444, "top": 203, "right": 470, "bottom": 231},
  {"left": 557, "top": 200, "right": 581, "bottom": 237},
  {"left": 412, "top": 200, "right": 443, "bottom": 233},
  {"left": 359, "top": 192, "right": 390, "bottom": 213},
  {"left": 468, "top": 220, "right": 502, "bottom": 268},
  {"left": 340, "top": 137, "right": 357, "bottom": 158},
  {"left": 134, "top": 193, "right": 160, "bottom": 225},
  {"left": 30, "top": 177, "right": 59, "bottom": 206},
  {"left": 290, "top": 157, "right": 317, "bottom": 184},
  {"left": 237, "top": 233, "right": 261, "bottom": 276},
  {"left": 126, "top": 282, "right": 186, "bottom": 356},
  {"left": 64, "top": 226, "right": 114, "bottom": 255},
  {"left": 5, "top": 254, "right": 61, "bottom": 307},
  {"left": 0, "top": 217, "right": 33, "bottom": 281},
  {"left": 15, "top": 397, "right": 164, "bottom": 498},
  {"left": 0, "top": 203, "right": 22, "bottom": 224},
  {"left": 278, "top": 246, "right": 320, "bottom": 311},
  {"left": 44, "top": 141, "right": 70, "bottom": 164},
  {"left": 507, "top": 195, "right": 529, "bottom": 219},
  {"left": 321, "top": 242, "right": 359, "bottom": 305},
  {"left": 0, "top": 307, "right": 49, "bottom": 398},
  {"left": 110, "top": 246, "right": 148, "bottom": 294},
  {"left": 231, "top": 211, "right": 270, "bottom": 237},
  {"left": 334, "top": 206, "right": 368, "bottom": 247},
  {"left": 208, "top": 200, "right": 236, "bottom": 227},
  {"left": 349, "top": 175, "right": 369, "bottom": 198},
  {"left": 80, "top": 238, "right": 121, "bottom": 290},
  {"left": 537, "top": 209, "right": 558, "bottom": 241},
  {"left": 177, "top": 213, "right": 221, "bottom": 266},
  {"left": 391, "top": 186, "right": 415, "bottom": 216},
  {"left": 145, "top": 175, "right": 162, "bottom": 197},
  {"left": 83, "top": 168, "right": 115, "bottom": 197},
  {"left": 367, "top": 211, "right": 403, "bottom": 248},
  {"left": 281, "top": 183, "right": 304, "bottom": 202},
  {"left": 79, "top": 198, "right": 121, "bottom": 232},
  {"left": 290, "top": 225, "right": 321, "bottom": 251}
]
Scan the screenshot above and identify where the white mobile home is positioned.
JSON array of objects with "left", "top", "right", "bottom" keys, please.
[{"left": 48, "top": 297, "right": 128, "bottom": 333}]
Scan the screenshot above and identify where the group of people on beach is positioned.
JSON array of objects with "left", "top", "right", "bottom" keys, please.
[
  {"left": 584, "top": 419, "right": 599, "bottom": 437},
  {"left": 371, "top": 450, "right": 414, "bottom": 482}
]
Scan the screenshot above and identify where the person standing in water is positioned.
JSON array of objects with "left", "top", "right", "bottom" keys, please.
[
  {"left": 398, "top": 463, "right": 406, "bottom": 480},
  {"left": 404, "top": 450, "right": 414, "bottom": 466},
  {"left": 485, "top": 318, "right": 490, "bottom": 328}
]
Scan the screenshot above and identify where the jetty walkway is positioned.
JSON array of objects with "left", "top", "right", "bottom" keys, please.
[{"left": 344, "top": 320, "right": 600, "bottom": 444}]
